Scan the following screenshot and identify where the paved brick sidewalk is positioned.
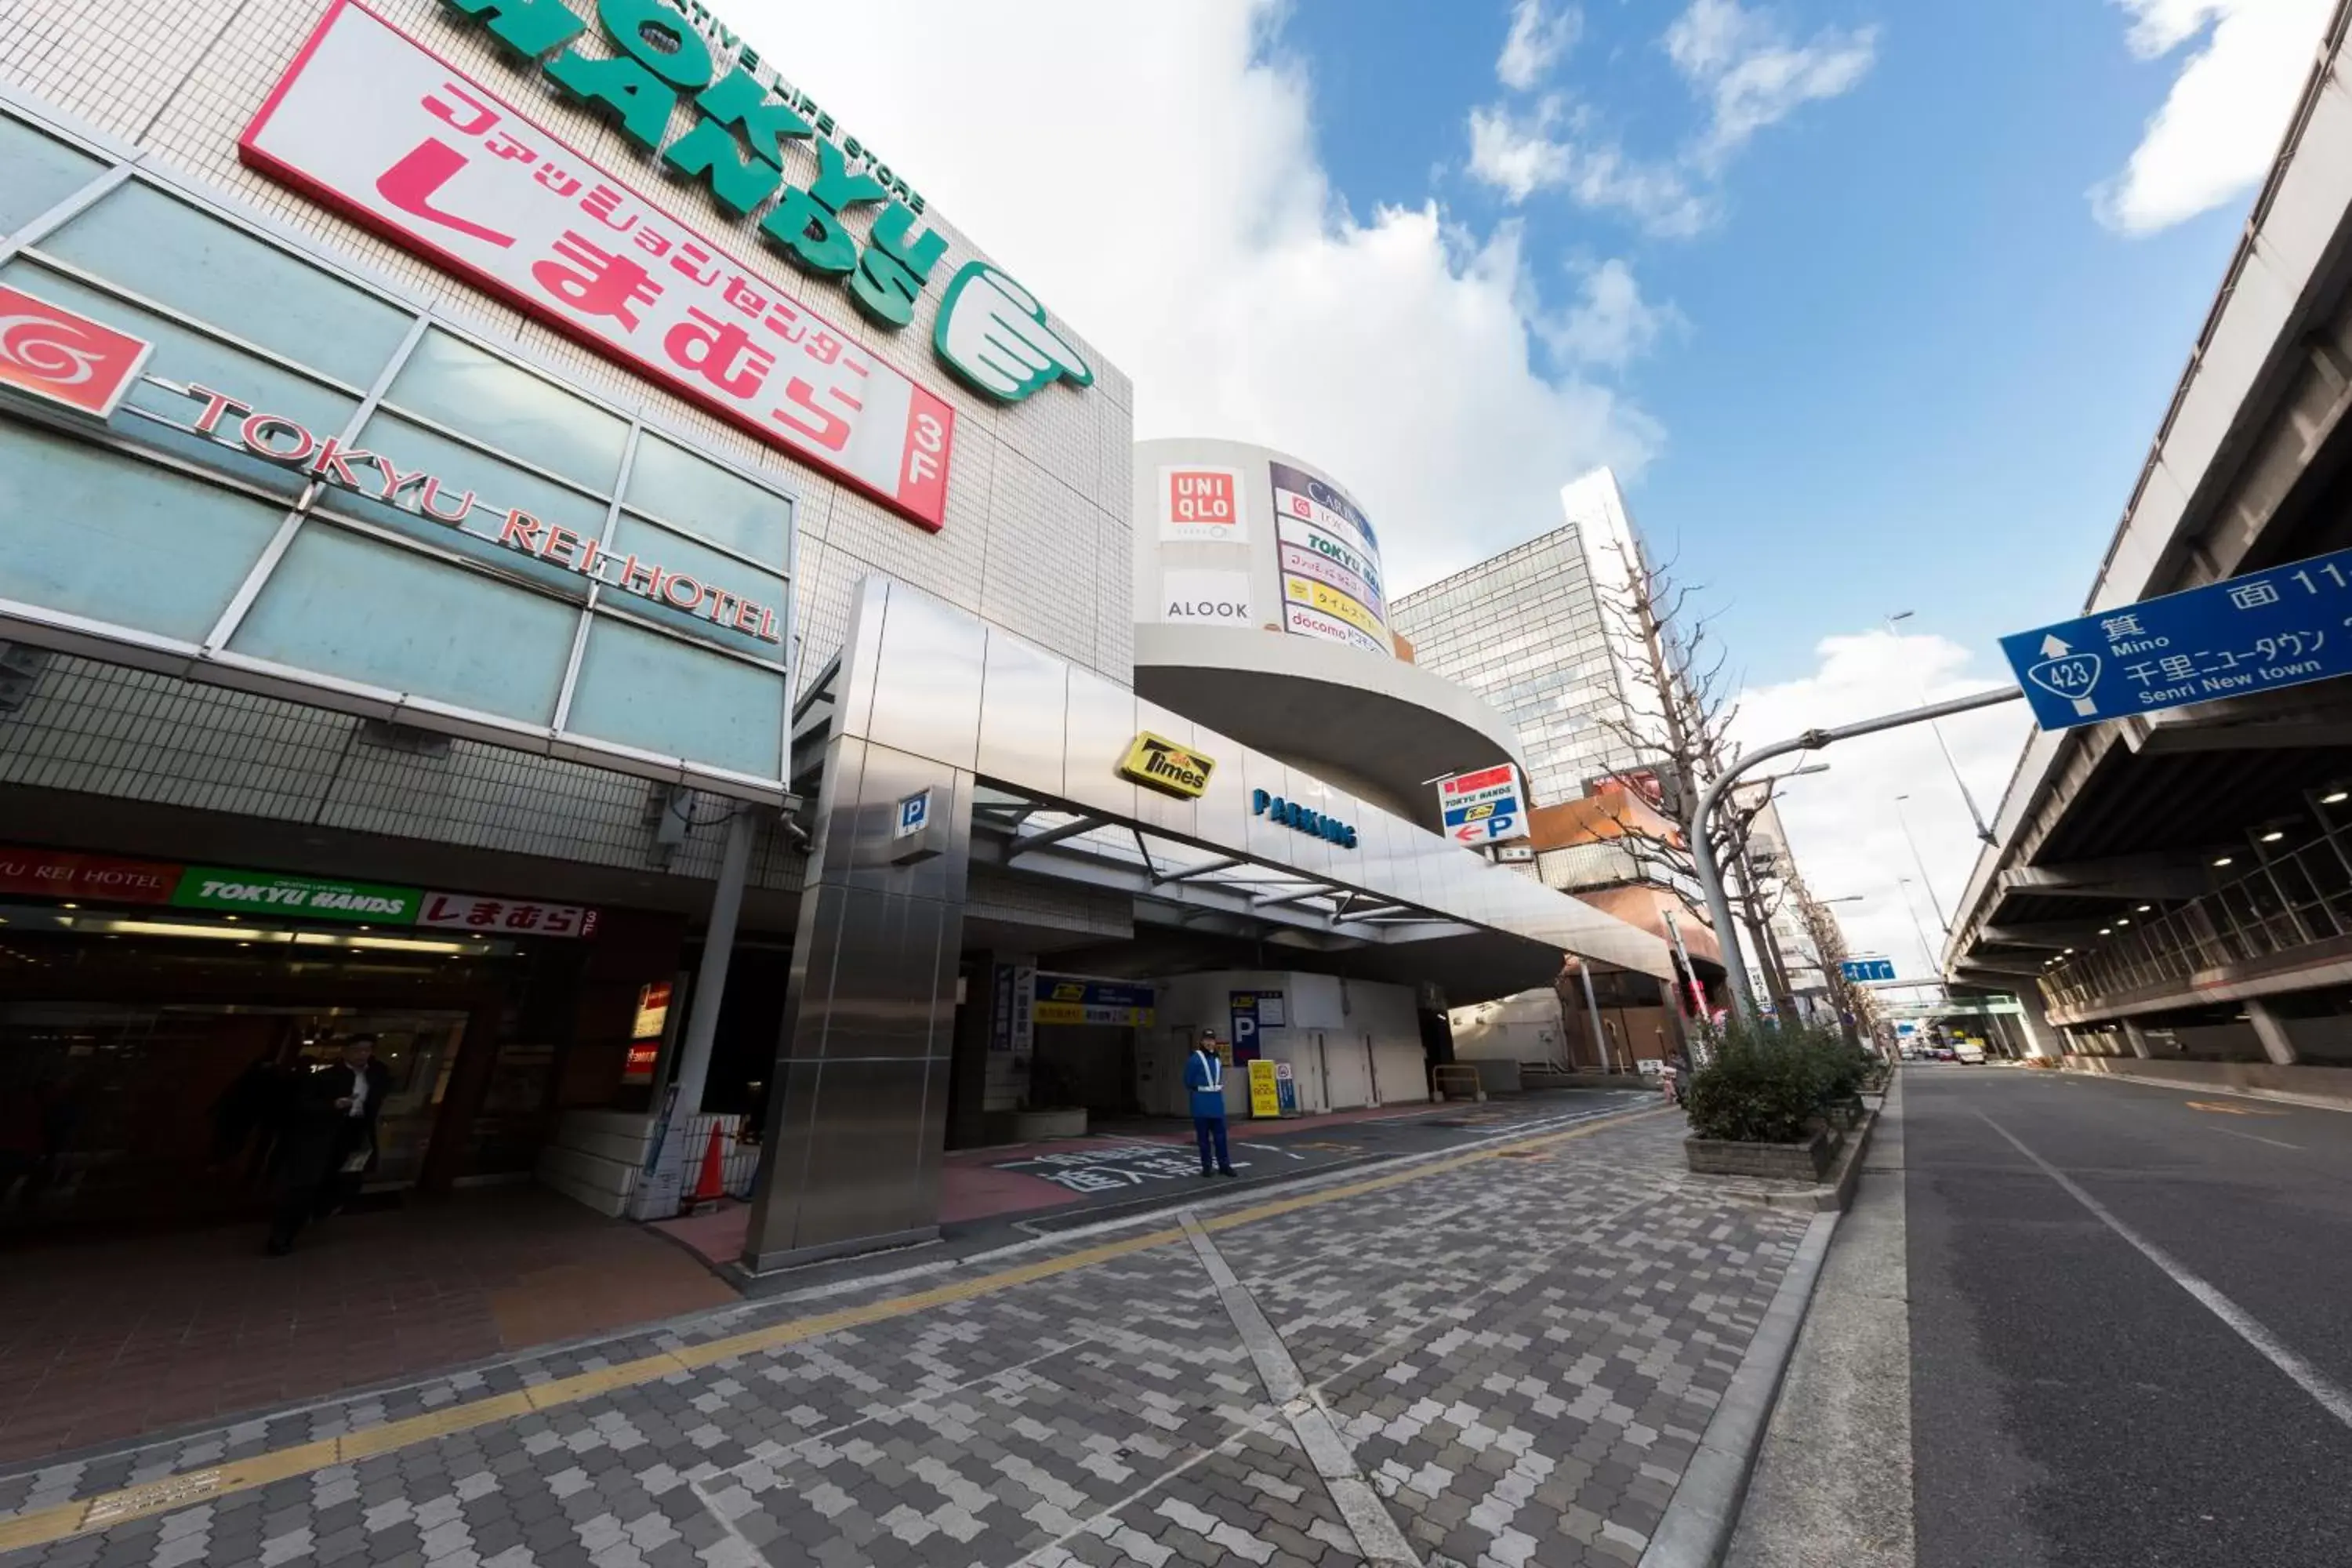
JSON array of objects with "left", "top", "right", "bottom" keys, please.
[{"left": 0, "top": 1109, "right": 1808, "bottom": 1568}]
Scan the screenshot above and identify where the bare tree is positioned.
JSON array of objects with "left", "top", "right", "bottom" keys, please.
[{"left": 1567, "top": 538, "right": 1797, "bottom": 1008}]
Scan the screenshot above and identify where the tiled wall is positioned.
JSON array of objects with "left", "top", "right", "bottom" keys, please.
[{"left": 0, "top": 0, "right": 1134, "bottom": 879}]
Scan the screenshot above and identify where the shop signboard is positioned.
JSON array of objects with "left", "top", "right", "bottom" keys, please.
[
  {"left": 0, "top": 848, "right": 180, "bottom": 904},
  {"left": 1275, "top": 1059, "right": 1298, "bottom": 1115},
  {"left": 0, "top": 282, "right": 151, "bottom": 420},
  {"left": 0, "top": 107, "right": 798, "bottom": 802},
  {"left": 1437, "top": 764, "right": 1530, "bottom": 847},
  {"left": 1118, "top": 731, "right": 1217, "bottom": 799},
  {"left": 1269, "top": 459, "right": 1392, "bottom": 659},
  {"left": 1033, "top": 976, "right": 1156, "bottom": 1027},
  {"left": 1161, "top": 569, "right": 1254, "bottom": 627},
  {"left": 1250, "top": 789, "right": 1358, "bottom": 848},
  {"left": 1247, "top": 1059, "right": 1281, "bottom": 1119},
  {"left": 178, "top": 381, "right": 786, "bottom": 643},
  {"left": 417, "top": 891, "right": 599, "bottom": 936},
  {"left": 1159, "top": 466, "right": 1247, "bottom": 543},
  {"left": 241, "top": 2, "right": 956, "bottom": 529},
  {"left": 170, "top": 867, "right": 423, "bottom": 922}
]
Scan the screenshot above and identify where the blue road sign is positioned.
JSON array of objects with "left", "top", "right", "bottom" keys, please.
[
  {"left": 1841, "top": 957, "right": 1897, "bottom": 982},
  {"left": 2000, "top": 546, "right": 2352, "bottom": 731}
]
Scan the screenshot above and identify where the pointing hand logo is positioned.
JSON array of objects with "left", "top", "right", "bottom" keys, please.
[{"left": 933, "top": 262, "right": 1093, "bottom": 404}]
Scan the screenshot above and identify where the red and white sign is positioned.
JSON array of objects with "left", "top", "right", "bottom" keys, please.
[
  {"left": 0, "top": 283, "right": 152, "bottom": 420},
  {"left": 240, "top": 2, "right": 954, "bottom": 531},
  {"left": 1159, "top": 465, "right": 1246, "bottom": 543},
  {"left": 417, "top": 891, "right": 599, "bottom": 938},
  {"left": 1438, "top": 764, "right": 1530, "bottom": 847},
  {"left": 0, "top": 846, "right": 180, "bottom": 904}
]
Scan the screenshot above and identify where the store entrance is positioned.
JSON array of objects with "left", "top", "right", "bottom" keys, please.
[{"left": 1, "top": 1001, "right": 471, "bottom": 1234}]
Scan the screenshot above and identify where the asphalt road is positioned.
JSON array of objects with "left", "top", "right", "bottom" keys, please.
[{"left": 1906, "top": 1065, "right": 2352, "bottom": 1566}]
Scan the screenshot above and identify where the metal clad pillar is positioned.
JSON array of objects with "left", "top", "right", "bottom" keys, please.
[{"left": 745, "top": 584, "right": 978, "bottom": 1271}]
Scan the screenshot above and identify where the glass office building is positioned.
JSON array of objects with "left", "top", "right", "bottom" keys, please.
[{"left": 1391, "top": 470, "right": 1664, "bottom": 808}]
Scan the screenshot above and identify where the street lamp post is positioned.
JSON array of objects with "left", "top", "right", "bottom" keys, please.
[
  {"left": 1887, "top": 611, "right": 1998, "bottom": 846},
  {"left": 1893, "top": 793, "right": 1953, "bottom": 936},
  {"left": 1691, "top": 686, "right": 2026, "bottom": 1016}
]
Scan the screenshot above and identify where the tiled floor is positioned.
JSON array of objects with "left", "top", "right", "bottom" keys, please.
[
  {"left": 0, "top": 1188, "right": 736, "bottom": 1466},
  {"left": 0, "top": 1108, "right": 1809, "bottom": 1568}
]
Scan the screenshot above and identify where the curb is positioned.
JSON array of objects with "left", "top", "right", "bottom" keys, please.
[
  {"left": 1711, "top": 1101, "right": 1882, "bottom": 1213},
  {"left": 1636, "top": 1207, "right": 1839, "bottom": 1568}
]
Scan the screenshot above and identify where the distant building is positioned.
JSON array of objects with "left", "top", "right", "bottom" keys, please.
[{"left": 1390, "top": 470, "right": 1661, "bottom": 809}]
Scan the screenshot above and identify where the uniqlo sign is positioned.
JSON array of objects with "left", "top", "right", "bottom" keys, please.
[
  {"left": 0, "top": 282, "right": 153, "bottom": 419},
  {"left": 239, "top": 2, "right": 953, "bottom": 530},
  {"left": 416, "top": 891, "right": 599, "bottom": 938},
  {"left": 1159, "top": 465, "right": 1246, "bottom": 543}
]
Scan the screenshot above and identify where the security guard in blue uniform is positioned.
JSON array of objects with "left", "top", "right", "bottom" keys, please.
[{"left": 1184, "top": 1030, "right": 1236, "bottom": 1178}]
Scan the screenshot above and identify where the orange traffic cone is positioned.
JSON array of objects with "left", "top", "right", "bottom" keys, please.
[{"left": 689, "top": 1122, "right": 728, "bottom": 1206}]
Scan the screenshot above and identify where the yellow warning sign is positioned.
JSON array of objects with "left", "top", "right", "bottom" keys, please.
[{"left": 1248, "top": 1059, "right": 1282, "bottom": 1119}]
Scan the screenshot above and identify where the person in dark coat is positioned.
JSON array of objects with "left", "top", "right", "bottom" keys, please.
[
  {"left": 266, "top": 1036, "right": 390, "bottom": 1255},
  {"left": 1184, "top": 1030, "right": 1236, "bottom": 1178}
]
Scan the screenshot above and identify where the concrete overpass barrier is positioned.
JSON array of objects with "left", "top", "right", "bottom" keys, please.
[{"left": 2063, "top": 1055, "right": 2352, "bottom": 1114}]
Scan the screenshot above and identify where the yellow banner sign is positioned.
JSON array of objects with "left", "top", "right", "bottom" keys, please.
[
  {"left": 1119, "top": 731, "right": 1215, "bottom": 798},
  {"left": 1283, "top": 575, "right": 1385, "bottom": 640},
  {"left": 1248, "top": 1059, "right": 1282, "bottom": 1119}
]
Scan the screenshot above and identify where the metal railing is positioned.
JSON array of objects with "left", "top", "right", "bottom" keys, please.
[{"left": 2041, "top": 826, "right": 2352, "bottom": 1011}]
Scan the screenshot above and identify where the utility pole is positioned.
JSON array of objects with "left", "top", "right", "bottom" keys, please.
[{"left": 1690, "top": 686, "right": 2027, "bottom": 1016}]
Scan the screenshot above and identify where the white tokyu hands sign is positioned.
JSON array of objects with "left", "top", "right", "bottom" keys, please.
[{"left": 933, "top": 263, "right": 1093, "bottom": 404}]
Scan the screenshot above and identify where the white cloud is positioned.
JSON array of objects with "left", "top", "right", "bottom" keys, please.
[
  {"left": 730, "top": 0, "right": 1662, "bottom": 592},
  {"left": 1544, "top": 258, "right": 1687, "bottom": 368},
  {"left": 2093, "top": 0, "right": 2335, "bottom": 234},
  {"left": 1467, "top": 98, "right": 1715, "bottom": 234},
  {"left": 1471, "top": 2, "right": 1871, "bottom": 232},
  {"left": 1498, "top": 0, "right": 1583, "bottom": 91},
  {"left": 1665, "top": 0, "right": 1879, "bottom": 165},
  {"left": 1469, "top": 99, "right": 1575, "bottom": 202},
  {"left": 1730, "top": 630, "right": 2033, "bottom": 985}
]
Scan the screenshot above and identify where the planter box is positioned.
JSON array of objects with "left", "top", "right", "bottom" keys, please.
[{"left": 1685, "top": 1128, "right": 1837, "bottom": 1182}]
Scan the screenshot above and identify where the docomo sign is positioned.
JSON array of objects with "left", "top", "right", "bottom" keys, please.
[
  {"left": 240, "top": 2, "right": 953, "bottom": 530},
  {"left": 182, "top": 383, "right": 785, "bottom": 642}
]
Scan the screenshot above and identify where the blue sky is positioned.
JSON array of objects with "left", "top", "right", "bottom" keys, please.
[
  {"left": 1281, "top": 0, "right": 2269, "bottom": 687},
  {"left": 757, "top": 0, "right": 2329, "bottom": 971}
]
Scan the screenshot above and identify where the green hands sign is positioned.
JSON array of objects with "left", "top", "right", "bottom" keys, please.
[
  {"left": 443, "top": 0, "right": 1087, "bottom": 404},
  {"left": 934, "top": 264, "right": 1094, "bottom": 404}
]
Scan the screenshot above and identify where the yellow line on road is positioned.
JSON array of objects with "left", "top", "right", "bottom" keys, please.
[{"left": 0, "top": 1107, "right": 1661, "bottom": 1552}]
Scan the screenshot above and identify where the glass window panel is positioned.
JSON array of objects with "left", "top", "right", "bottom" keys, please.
[
  {"left": 564, "top": 617, "right": 785, "bottom": 780},
  {"left": 623, "top": 434, "right": 791, "bottom": 564},
  {"left": 386, "top": 330, "right": 625, "bottom": 490},
  {"left": 40, "top": 181, "right": 409, "bottom": 386},
  {"left": 604, "top": 513, "right": 787, "bottom": 661},
  {"left": 0, "top": 423, "right": 285, "bottom": 642},
  {"left": 0, "top": 259, "right": 359, "bottom": 499},
  {"left": 344, "top": 411, "right": 605, "bottom": 600},
  {"left": 227, "top": 524, "right": 575, "bottom": 723},
  {"left": 0, "top": 115, "right": 106, "bottom": 238}
]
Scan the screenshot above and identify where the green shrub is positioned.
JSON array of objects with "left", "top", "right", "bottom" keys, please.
[{"left": 1684, "top": 1018, "right": 1862, "bottom": 1143}]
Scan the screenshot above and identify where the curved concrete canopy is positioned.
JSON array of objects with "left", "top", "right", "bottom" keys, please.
[{"left": 1134, "top": 623, "right": 1527, "bottom": 826}]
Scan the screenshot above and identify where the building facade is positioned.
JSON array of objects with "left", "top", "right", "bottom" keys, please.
[{"left": 0, "top": 0, "right": 1684, "bottom": 1266}]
